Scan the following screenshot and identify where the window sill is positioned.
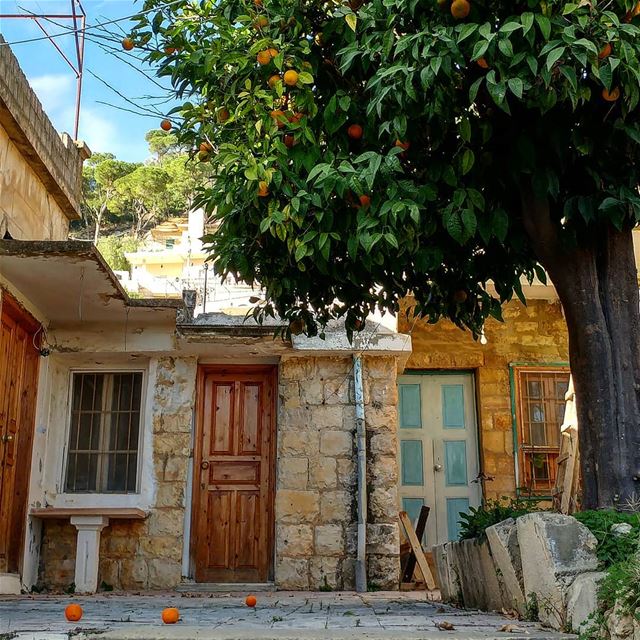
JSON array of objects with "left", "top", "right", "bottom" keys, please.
[{"left": 44, "top": 493, "right": 152, "bottom": 512}]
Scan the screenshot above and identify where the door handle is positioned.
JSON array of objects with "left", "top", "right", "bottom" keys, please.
[
  {"left": 434, "top": 464, "right": 443, "bottom": 472},
  {"left": 201, "top": 461, "right": 210, "bottom": 470},
  {"left": 1, "top": 434, "right": 13, "bottom": 443}
]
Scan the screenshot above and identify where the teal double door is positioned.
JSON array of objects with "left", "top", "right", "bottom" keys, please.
[{"left": 397, "top": 373, "right": 481, "bottom": 547}]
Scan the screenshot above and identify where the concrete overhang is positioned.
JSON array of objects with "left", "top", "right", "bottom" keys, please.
[{"left": 0, "top": 240, "right": 182, "bottom": 328}]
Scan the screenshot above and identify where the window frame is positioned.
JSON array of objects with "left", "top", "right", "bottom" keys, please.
[
  {"left": 509, "top": 363, "right": 570, "bottom": 499},
  {"left": 62, "top": 367, "right": 147, "bottom": 495}
]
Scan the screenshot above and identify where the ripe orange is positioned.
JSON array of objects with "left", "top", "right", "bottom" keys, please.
[
  {"left": 359, "top": 194, "right": 371, "bottom": 208},
  {"left": 257, "top": 50, "right": 272, "bottom": 65},
  {"left": 122, "top": 37, "right": 134, "bottom": 51},
  {"left": 65, "top": 604, "right": 83, "bottom": 622},
  {"left": 198, "top": 149, "right": 210, "bottom": 162},
  {"left": 598, "top": 43, "right": 612, "bottom": 59},
  {"left": 602, "top": 87, "right": 620, "bottom": 101},
  {"left": 254, "top": 15, "right": 269, "bottom": 29},
  {"left": 453, "top": 289, "right": 468, "bottom": 303},
  {"left": 283, "top": 70, "right": 299, "bottom": 86},
  {"left": 268, "top": 48, "right": 279, "bottom": 59},
  {"left": 254, "top": 0, "right": 263, "bottom": 5},
  {"left": 164, "top": 45, "right": 177, "bottom": 55},
  {"left": 161, "top": 607, "right": 180, "bottom": 624},
  {"left": 476, "top": 57, "right": 489, "bottom": 69},
  {"left": 246, "top": 594, "right": 258, "bottom": 607},
  {"left": 268, "top": 74, "right": 281, "bottom": 88},
  {"left": 451, "top": 0, "right": 471, "bottom": 19},
  {"left": 160, "top": 119, "right": 172, "bottom": 131},
  {"left": 199, "top": 141, "right": 213, "bottom": 152},
  {"left": 257, "top": 182, "right": 269, "bottom": 197},
  {"left": 270, "top": 109, "right": 286, "bottom": 127},
  {"left": 395, "top": 139, "right": 410, "bottom": 151},
  {"left": 347, "top": 124, "right": 363, "bottom": 139},
  {"left": 287, "top": 112, "right": 304, "bottom": 123},
  {"left": 217, "top": 107, "right": 230, "bottom": 123},
  {"left": 284, "top": 134, "right": 296, "bottom": 148},
  {"left": 625, "top": 2, "right": 640, "bottom": 21}
]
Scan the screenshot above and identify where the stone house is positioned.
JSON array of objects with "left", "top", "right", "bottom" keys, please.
[{"left": 0, "top": 36, "right": 619, "bottom": 597}]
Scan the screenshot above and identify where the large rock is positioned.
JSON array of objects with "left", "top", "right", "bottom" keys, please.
[
  {"left": 517, "top": 513, "right": 598, "bottom": 630},
  {"left": 486, "top": 518, "right": 525, "bottom": 615},
  {"left": 566, "top": 571, "right": 606, "bottom": 634},
  {"left": 450, "top": 537, "right": 507, "bottom": 611},
  {"left": 606, "top": 602, "right": 635, "bottom": 640}
]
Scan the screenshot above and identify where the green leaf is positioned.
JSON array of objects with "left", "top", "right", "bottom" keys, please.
[
  {"left": 460, "top": 117, "right": 471, "bottom": 143},
  {"left": 385, "top": 232, "right": 399, "bottom": 249},
  {"left": 345, "top": 13, "right": 357, "bottom": 32},
  {"left": 521, "top": 12, "right": 535, "bottom": 35},
  {"left": 492, "top": 208, "right": 509, "bottom": 242},
  {"left": 498, "top": 38, "right": 514, "bottom": 58},
  {"left": 461, "top": 149, "right": 475, "bottom": 175},
  {"left": 443, "top": 209, "right": 464, "bottom": 244},
  {"left": 500, "top": 21, "right": 522, "bottom": 34},
  {"left": 461, "top": 208, "right": 477, "bottom": 236},
  {"left": 507, "top": 77, "right": 524, "bottom": 99},
  {"left": 298, "top": 71, "right": 314, "bottom": 84},
  {"left": 535, "top": 14, "right": 551, "bottom": 40},
  {"left": 469, "top": 77, "right": 483, "bottom": 102},
  {"left": 458, "top": 23, "right": 478, "bottom": 43},
  {"left": 546, "top": 46, "right": 566, "bottom": 71},
  {"left": 472, "top": 40, "right": 490, "bottom": 60}
]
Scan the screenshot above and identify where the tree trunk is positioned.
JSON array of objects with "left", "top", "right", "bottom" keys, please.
[{"left": 521, "top": 188, "right": 640, "bottom": 509}]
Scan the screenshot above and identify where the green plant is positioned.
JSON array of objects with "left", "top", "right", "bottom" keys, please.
[
  {"left": 574, "top": 509, "right": 640, "bottom": 568},
  {"left": 524, "top": 592, "right": 539, "bottom": 622},
  {"left": 458, "top": 497, "right": 541, "bottom": 541},
  {"left": 96, "top": 235, "right": 140, "bottom": 272},
  {"left": 319, "top": 577, "right": 333, "bottom": 592}
]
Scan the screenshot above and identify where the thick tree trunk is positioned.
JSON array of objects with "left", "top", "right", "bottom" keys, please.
[{"left": 521, "top": 188, "right": 640, "bottom": 509}]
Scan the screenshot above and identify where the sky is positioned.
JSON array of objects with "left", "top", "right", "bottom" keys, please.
[{"left": 0, "top": 0, "right": 176, "bottom": 161}]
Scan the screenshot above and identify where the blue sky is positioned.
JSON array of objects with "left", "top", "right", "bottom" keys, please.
[{"left": 0, "top": 0, "right": 175, "bottom": 161}]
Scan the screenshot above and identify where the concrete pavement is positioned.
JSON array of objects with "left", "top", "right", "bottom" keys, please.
[{"left": 0, "top": 591, "right": 575, "bottom": 639}]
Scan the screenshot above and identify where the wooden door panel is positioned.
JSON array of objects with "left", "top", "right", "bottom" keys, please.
[
  {"left": 193, "top": 366, "right": 275, "bottom": 583},
  {"left": 0, "top": 292, "right": 40, "bottom": 574}
]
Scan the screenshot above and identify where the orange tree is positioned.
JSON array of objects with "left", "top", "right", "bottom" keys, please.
[{"left": 131, "top": 0, "right": 640, "bottom": 508}]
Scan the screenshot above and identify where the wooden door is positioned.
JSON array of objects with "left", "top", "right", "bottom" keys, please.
[
  {"left": 0, "top": 292, "right": 40, "bottom": 574},
  {"left": 397, "top": 373, "right": 481, "bottom": 548},
  {"left": 192, "top": 365, "right": 276, "bottom": 583}
]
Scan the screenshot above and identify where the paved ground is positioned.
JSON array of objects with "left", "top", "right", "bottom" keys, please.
[{"left": 0, "top": 592, "right": 575, "bottom": 640}]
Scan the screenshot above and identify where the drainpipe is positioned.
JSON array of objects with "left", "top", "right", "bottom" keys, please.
[{"left": 353, "top": 355, "right": 367, "bottom": 592}]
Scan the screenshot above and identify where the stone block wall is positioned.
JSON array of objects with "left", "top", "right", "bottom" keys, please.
[
  {"left": 398, "top": 299, "right": 568, "bottom": 499},
  {"left": 276, "top": 355, "right": 400, "bottom": 590},
  {"left": 38, "top": 356, "right": 196, "bottom": 591}
]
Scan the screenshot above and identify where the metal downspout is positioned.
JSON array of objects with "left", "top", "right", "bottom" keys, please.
[{"left": 353, "top": 355, "right": 367, "bottom": 592}]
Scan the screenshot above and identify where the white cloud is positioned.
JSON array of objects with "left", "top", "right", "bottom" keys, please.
[{"left": 29, "top": 74, "right": 76, "bottom": 119}]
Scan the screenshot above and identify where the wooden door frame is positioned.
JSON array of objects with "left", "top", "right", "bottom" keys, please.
[
  {"left": 0, "top": 289, "right": 41, "bottom": 575},
  {"left": 190, "top": 364, "right": 277, "bottom": 582}
]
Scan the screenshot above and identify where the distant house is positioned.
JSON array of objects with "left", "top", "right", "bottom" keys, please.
[{"left": 0, "top": 35, "right": 597, "bottom": 598}]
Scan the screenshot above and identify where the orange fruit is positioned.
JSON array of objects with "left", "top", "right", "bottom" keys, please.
[
  {"left": 359, "top": 194, "right": 371, "bottom": 208},
  {"left": 268, "top": 48, "right": 279, "bottom": 59},
  {"left": 602, "top": 87, "right": 620, "bottom": 101},
  {"left": 284, "top": 134, "right": 296, "bottom": 148},
  {"left": 453, "top": 289, "right": 468, "bottom": 303},
  {"left": 283, "top": 70, "right": 299, "bottom": 86},
  {"left": 164, "top": 45, "right": 177, "bottom": 55},
  {"left": 598, "top": 43, "right": 612, "bottom": 59},
  {"left": 121, "top": 37, "right": 134, "bottom": 51},
  {"left": 476, "top": 57, "right": 489, "bottom": 69},
  {"left": 257, "top": 50, "right": 272, "bottom": 65},
  {"left": 199, "top": 141, "right": 213, "bottom": 152},
  {"left": 451, "top": 0, "right": 470, "bottom": 19},
  {"left": 254, "top": 16, "right": 269, "bottom": 29},
  {"left": 254, "top": 0, "right": 263, "bottom": 5},
  {"left": 161, "top": 607, "right": 180, "bottom": 624},
  {"left": 395, "top": 139, "right": 410, "bottom": 151},
  {"left": 625, "top": 2, "right": 640, "bottom": 21},
  {"left": 347, "top": 124, "right": 363, "bottom": 139},
  {"left": 246, "top": 595, "right": 258, "bottom": 607},
  {"left": 268, "top": 74, "right": 281, "bottom": 88},
  {"left": 198, "top": 150, "right": 210, "bottom": 162},
  {"left": 217, "top": 107, "right": 230, "bottom": 123},
  {"left": 270, "top": 109, "right": 286, "bottom": 127},
  {"left": 160, "top": 119, "right": 172, "bottom": 131},
  {"left": 65, "top": 604, "right": 83, "bottom": 622},
  {"left": 287, "top": 112, "right": 304, "bottom": 123},
  {"left": 257, "top": 182, "right": 269, "bottom": 197}
]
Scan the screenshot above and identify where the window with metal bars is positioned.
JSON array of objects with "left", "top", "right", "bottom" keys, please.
[
  {"left": 514, "top": 367, "right": 570, "bottom": 496},
  {"left": 65, "top": 371, "right": 143, "bottom": 493}
]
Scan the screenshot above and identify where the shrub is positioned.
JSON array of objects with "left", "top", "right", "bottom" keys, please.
[
  {"left": 458, "top": 497, "right": 542, "bottom": 541},
  {"left": 573, "top": 510, "right": 640, "bottom": 568},
  {"left": 96, "top": 235, "right": 140, "bottom": 272}
]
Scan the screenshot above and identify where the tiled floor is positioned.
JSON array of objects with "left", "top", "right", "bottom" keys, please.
[{"left": 0, "top": 591, "right": 575, "bottom": 639}]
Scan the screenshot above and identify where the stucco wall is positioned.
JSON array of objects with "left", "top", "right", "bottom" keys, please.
[
  {"left": 276, "top": 355, "right": 400, "bottom": 591},
  {"left": 398, "top": 299, "right": 569, "bottom": 499},
  {"left": 0, "top": 128, "right": 70, "bottom": 241}
]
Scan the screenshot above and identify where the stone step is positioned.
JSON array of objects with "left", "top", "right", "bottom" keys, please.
[{"left": 176, "top": 582, "right": 276, "bottom": 593}]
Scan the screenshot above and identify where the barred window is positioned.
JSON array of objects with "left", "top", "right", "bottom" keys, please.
[
  {"left": 65, "top": 372, "right": 143, "bottom": 493},
  {"left": 514, "top": 367, "right": 570, "bottom": 495}
]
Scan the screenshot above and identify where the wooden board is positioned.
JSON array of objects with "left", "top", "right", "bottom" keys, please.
[
  {"left": 402, "top": 505, "right": 430, "bottom": 582},
  {"left": 399, "top": 511, "right": 436, "bottom": 590},
  {"left": 0, "top": 291, "right": 40, "bottom": 574},
  {"left": 192, "top": 366, "right": 276, "bottom": 583}
]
